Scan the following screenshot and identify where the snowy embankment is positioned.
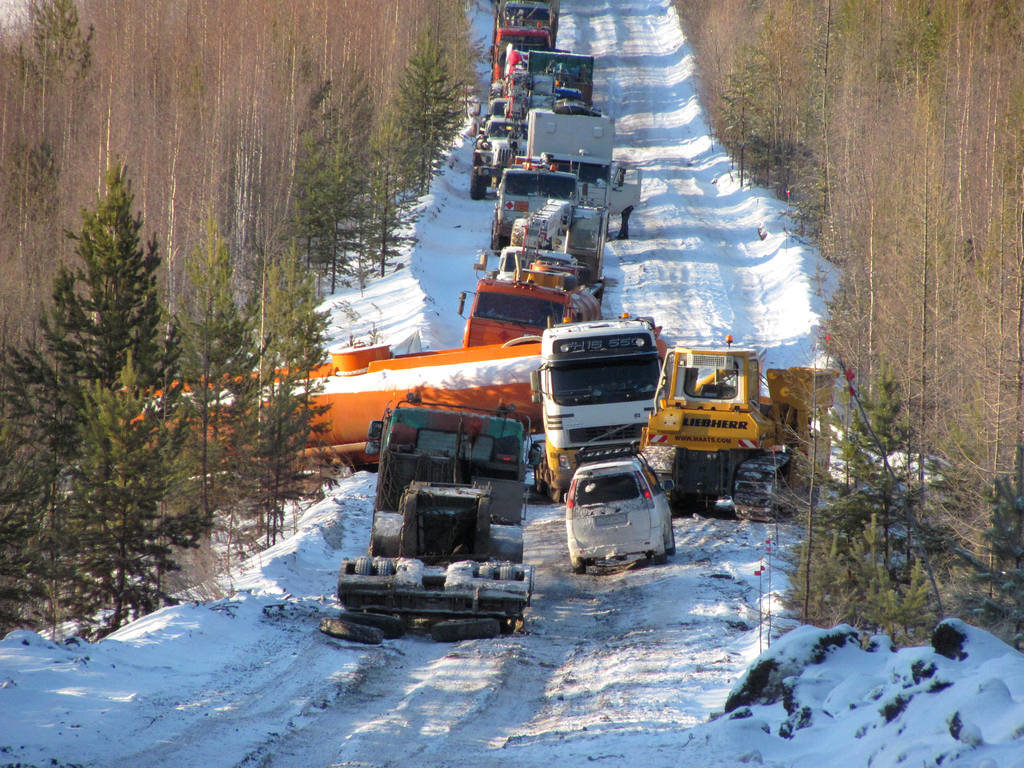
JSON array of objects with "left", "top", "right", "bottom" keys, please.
[{"left": 2, "top": 1, "right": 1023, "bottom": 767}]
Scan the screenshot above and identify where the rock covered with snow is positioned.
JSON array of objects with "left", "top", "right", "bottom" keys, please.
[{"left": 702, "top": 621, "right": 1024, "bottom": 768}]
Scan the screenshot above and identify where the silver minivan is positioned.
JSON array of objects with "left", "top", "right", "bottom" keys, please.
[{"left": 565, "top": 454, "right": 675, "bottom": 573}]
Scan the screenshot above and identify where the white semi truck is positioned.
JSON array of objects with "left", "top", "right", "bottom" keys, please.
[{"left": 529, "top": 318, "right": 663, "bottom": 501}]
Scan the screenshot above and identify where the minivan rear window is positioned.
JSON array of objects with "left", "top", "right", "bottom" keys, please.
[{"left": 575, "top": 473, "right": 640, "bottom": 505}]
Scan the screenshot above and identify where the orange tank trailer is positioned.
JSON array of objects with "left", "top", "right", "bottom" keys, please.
[{"left": 305, "top": 340, "right": 542, "bottom": 466}]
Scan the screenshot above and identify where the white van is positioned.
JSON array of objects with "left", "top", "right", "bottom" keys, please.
[{"left": 565, "top": 453, "right": 675, "bottom": 573}]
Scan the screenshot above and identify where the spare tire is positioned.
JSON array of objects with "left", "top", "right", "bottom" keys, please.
[
  {"left": 319, "top": 617, "right": 384, "bottom": 645},
  {"left": 429, "top": 618, "right": 501, "bottom": 642}
]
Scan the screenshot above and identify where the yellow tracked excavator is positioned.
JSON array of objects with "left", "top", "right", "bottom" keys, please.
[{"left": 641, "top": 338, "right": 837, "bottom": 519}]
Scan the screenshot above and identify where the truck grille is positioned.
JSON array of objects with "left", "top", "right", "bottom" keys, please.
[{"left": 568, "top": 423, "right": 644, "bottom": 443}]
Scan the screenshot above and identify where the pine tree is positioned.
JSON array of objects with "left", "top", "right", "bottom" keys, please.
[
  {"left": 69, "top": 358, "right": 200, "bottom": 637},
  {"left": 394, "top": 29, "right": 467, "bottom": 195},
  {"left": 177, "top": 217, "right": 257, "bottom": 531},
  {"left": 789, "top": 364, "right": 938, "bottom": 640},
  {"left": 0, "top": 410, "right": 45, "bottom": 632},
  {"left": 960, "top": 444, "right": 1024, "bottom": 649},
  {"left": 366, "top": 113, "right": 413, "bottom": 279},
  {"left": 46, "top": 162, "right": 172, "bottom": 396},
  {"left": 3, "top": 162, "right": 205, "bottom": 637},
  {"left": 248, "top": 249, "right": 328, "bottom": 546}
]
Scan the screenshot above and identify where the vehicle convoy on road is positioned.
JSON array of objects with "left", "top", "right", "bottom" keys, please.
[
  {"left": 530, "top": 318, "right": 663, "bottom": 501},
  {"left": 642, "top": 339, "right": 837, "bottom": 518},
  {"left": 565, "top": 447, "right": 675, "bottom": 574},
  {"left": 332, "top": 397, "right": 534, "bottom": 639}
]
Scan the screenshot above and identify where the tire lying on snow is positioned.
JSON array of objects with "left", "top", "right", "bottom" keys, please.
[
  {"left": 319, "top": 617, "right": 384, "bottom": 645},
  {"left": 429, "top": 618, "right": 501, "bottom": 642},
  {"left": 337, "top": 611, "right": 405, "bottom": 639}
]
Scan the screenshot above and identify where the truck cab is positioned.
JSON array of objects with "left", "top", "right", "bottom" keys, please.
[
  {"left": 530, "top": 318, "right": 662, "bottom": 500},
  {"left": 366, "top": 399, "right": 527, "bottom": 562},
  {"left": 459, "top": 275, "right": 600, "bottom": 348},
  {"left": 491, "top": 165, "right": 579, "bottom": 251},
  {"left": 472, "top": 116, "right": 526, "bottom": 200}
]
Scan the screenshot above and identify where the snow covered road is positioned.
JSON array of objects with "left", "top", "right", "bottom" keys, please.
[{"left": 235, "top": 504, "right": 781, "bottom": 768}]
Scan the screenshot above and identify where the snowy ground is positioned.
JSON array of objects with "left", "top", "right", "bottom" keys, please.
[{"left": 3, "top": 1, "right": 1023, "bottom": 767}]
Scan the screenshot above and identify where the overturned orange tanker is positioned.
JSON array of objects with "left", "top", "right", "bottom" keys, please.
[{"left": 305, "top": 340, "right": 542, "bottom": 466}]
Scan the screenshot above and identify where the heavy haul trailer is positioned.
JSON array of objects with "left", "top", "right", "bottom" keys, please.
[
  {"left": 335, "top": 398, "right": 535, "bottom": 634},
  {"left": 642, "top": 341, "right": 837, "bottom": 519}
]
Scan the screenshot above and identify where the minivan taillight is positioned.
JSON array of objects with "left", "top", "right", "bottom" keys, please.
[{"left": 636, "top": 472, "right": 652, "bottom": 500}]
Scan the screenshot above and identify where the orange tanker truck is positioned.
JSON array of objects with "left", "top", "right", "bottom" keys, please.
[
  {"left": 458, "top": 274, "right": 601, "bottom": 348},
  {"left": 305, "top": 339, "right": 542, "bottom": 466}
]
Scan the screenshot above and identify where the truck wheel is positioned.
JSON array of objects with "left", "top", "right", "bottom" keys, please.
[
  {"left": 319, "top": 617, "right": 384, "bottom": 645},
  {"left": 490, "top": 223, "right": 503, "bottom": 252},
  {"left": 429, "top": 618, "right": 501, "bottom": 642},
  {"left": 548, "top": 484, "right": 564, "bottom": 504},
  {"left": 470, "top": 171, "right": 487, "bottom": 200},
  {"left": 652, "top": 550, "right": 668, "bottom": 565},
  {"left": 354, "top": 556, "right": 374, "bottom": 576},
  {"left": 337, "top": 611, "right": 406, "bottom": 639},
  {"left": 571, "top": 557, "right": 586, "bottom": 574}
]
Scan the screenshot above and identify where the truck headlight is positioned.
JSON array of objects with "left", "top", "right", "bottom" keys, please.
[{"left": 558, "top": 453, "right": 572, "bottom": 470}]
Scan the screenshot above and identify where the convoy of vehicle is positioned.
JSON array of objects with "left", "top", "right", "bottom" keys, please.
[{"left": 316, "top": 0, "right": 838, "bottom": 641}]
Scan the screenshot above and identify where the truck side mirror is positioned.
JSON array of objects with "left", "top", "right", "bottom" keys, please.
[
  {"left": 530, "top": 369, "right": 541, "bottom": 395},
  {"left": 457, "top": 291, "right": 467, "bottom": 316},
  {"left": 364, "top": 440, "right": 380, "bottom": 457},
  {"left": 661, "top": 478, "right": 675, "bottom": 492},
  {"left": 366, "top": 419, "right": 383, "bottom": 441},
  {"left": 473, "top": 253, "right": 488, "bottom": 271}
]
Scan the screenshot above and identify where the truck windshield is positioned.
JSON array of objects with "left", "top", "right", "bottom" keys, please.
[
  {"left": 488, "top": 121, "right": 520, "bottom": 138},
  {"left": 504, "top": 4, "right": 550, "bottom": 24},
  {"left": 503, "top": 171, "right": 576, "bottom": 199},
  {"left": 677, "top": 362, "right": 741, "bottom": 401},
  {"left": 474, "top": 291, "right": 565, "bottom": 327},
  {"left": 550, "top": 357, "right": 660, "bottom": 406},
  {"left": 501, "top": 34, "right": 549, "bottom": 51},
  {"left": 567, "top": 162, "right": 609, "bottom": 185}
]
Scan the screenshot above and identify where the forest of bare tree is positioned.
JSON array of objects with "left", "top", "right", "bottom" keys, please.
[
  {"left": 677, "top": 0, "right": 1024, "bottom": 637},
  {"left": 0, "top": 0, "right": 474, "bottom": 347},
  {"left": 0, "top": 0, "right": 475, "bottom": 638}
]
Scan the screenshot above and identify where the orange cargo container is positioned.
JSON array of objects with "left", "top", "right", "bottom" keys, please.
[{"left": 305, "top": 340, "right": 542, "bottom": 466}]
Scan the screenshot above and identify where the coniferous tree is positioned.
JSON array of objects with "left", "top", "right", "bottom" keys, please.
[
  {"left": 248, "top": 250, "right": 329, "bottom": 546},
  {"left": 177, "top": 217, "right": 257, "bottom": 532},
  {"left": 7, "top": 162, "right": 204, "bottom": 637},
  {"left": 366, "top": 113, "right": 413, "bottom": 278},
  {"left": 0, "top": 412, "right": 45, "bottom": 632},
  {"left": 394, "top": 29, "right": 467, "bottom": 195},
  {"left": 959, "top": 444, "right": 1024, "bottom": 649},
  {"left": 46, "top": 162, "right": 171, "bottom": 396},
  {"left": 789, "top": 365, "right": 937, "bottom": 640},
  {"left": 70, "top": 358, "right": 200, "bottom": 637}
]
